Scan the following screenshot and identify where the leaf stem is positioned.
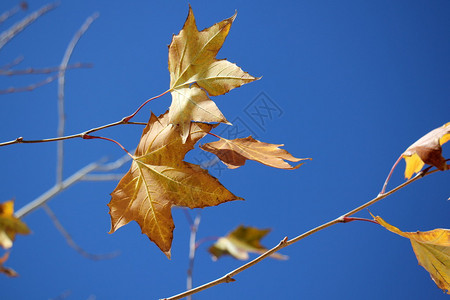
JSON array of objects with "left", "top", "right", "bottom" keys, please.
[
  {"left": 83, "top": 134, "right": 133, "bottom": 158},
  {"left": 380, "top": 155, "right": 402, "bottom": 194},
  {"left": 122, "top": 89, "right": 170, "bottom": 122}
]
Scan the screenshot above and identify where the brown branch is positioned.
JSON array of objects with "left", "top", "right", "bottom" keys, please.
[
  {"left": 0, "top": 2, "right": 58, "bottom": 51},
  {"left": 161, "top": 167, "right": 444, "bottom": 300},
  {"left": 42, "top": 204, "right": 119, "bottom": 260}
]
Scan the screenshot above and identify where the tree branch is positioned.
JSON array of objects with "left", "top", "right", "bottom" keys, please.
[
  {"left": 42, "top": 204, "right": 119, "bottom": 260},
  {"left": 0, "top": 2, "right": 58, "bottom": 51},
  {"left": 57, "top": 12, "right": 99, "bottom": 184},
  {"left": 161, "top": 167, "right": 443, "bottom": 300}
]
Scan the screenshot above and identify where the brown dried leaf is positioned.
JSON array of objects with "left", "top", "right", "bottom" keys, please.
[
  {"left": 108, "top": 112, "right": 241, "bottom": 258},
  {"left": 0, "top": 252, "right": 18, "bottom": 277},
  {"left": 374, "top": 215, "right": 450, "bottom": 294},
  {"left": 402, "top": 122, "right": 450, "bottom": 179},
  {"left": 168, "top": 6, "right": 259, "bottom": 142},
  {"left": 201, "top": 136, "right": 310, "bottom": 169},
  {"left": 209, "top": 225, "right": 287, "bottom": 261},
  {"left": 0, "top": 200, "right": 30, "bottom": 249}
]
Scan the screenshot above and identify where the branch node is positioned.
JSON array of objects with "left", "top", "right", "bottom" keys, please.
[
  {"left": 16, "top": 137, "right": 23, "bottom": 143},
  {"left": 224, "top": 275, "right": 236, "bottom": 283}
]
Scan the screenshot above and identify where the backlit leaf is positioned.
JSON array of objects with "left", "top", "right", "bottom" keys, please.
[
  {"left": 402, "top": 122, "right": 450, "bottom": 179},
  {"left": 374, "top": 215, "right": 450, "bottom": 294},
  {"left": 0, "top": 200, "right": 30, "bottom": 249},
  {"left": 168, "top": 6, "right": 259, "bottom": 142},
  {"left": 201, "top": 136, "right": 310, "bottom": 169},
  {"left": 209, "top": 225, "right": 287, "bottom": 261},
  {"left": 108, "top": 112, "right": 241, "bottom": 258}
]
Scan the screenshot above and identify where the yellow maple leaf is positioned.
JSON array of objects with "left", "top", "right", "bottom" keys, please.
[
  {"left": 0, "top": 200, "right": 30, "bottom": 249},
  {"left": 168, "top": 6, "right": 259, "bottom": 142},
  {"left": 108, "top": 112, "right": 241, "bottom": 258},
  {"left": 201, "top": 136, "right": 310, "bottom": 169},
  {"left": 374, "top": 215, "right": 450, "bottom": 294},
  {"left": 402, "top": 122, "right": 450, "bottom": 179}
]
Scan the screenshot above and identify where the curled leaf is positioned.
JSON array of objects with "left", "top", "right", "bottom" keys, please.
[
  {"left": 168, "top": 6, "right": 259, "bottom": 142},
  {"left": 108, "top": 112, "right": 241, "bottom": 258},
  {"left": 402, "top": 122, "right": 450, "bottom": 179},
  {"left": 0, "top": 200, "right": 30, "bottom": 249},
  {"left": 374, "top": 215, "right": 450, "bottom": 294},
  {"left": 209, "top": 225, "right": 287, "bottom": 261},
  {"left": 201, "top": 136, "right": 310, "bottom": 169}
]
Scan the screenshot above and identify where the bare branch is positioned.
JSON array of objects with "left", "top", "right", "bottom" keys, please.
[
  {"left": 0, "top": 56, "right": 24, "bottom": 70},
  {"left": 0, "top": 2, "right": 58, "bottom": 51},
  {"left": 161, "top": 168, "right": 444, "bottom": 300},
  {"left": 0, "top": 2, "right": 28, "bottom": 25},
  {"left": 57, "top": 12, "right": 99, "bottom": 184},
  {"left": 187, "top": 212, "right": 201, "bottom": 300},
  {"left": 14, "top": 162, "right": 100, "bottom": 219},
  {"left": 81, "top": 174, "right": 124, "bottom": 181},
  {"left": 0, "top": 63, "right": 92, "bottom": 75},
  {"left": 42, "top": 204, "right": 119, "bottom": 260},
  {"left": 0, "top": 73, "right": 58, "bottom": 95}
]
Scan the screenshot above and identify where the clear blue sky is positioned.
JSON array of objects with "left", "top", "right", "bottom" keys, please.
[{"left": 1, "top": 1, "right": 449, "bottom": 299}]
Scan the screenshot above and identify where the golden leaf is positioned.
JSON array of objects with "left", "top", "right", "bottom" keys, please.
[
  {"left": 0, "top": 200, "right": 30, "bottom": 249},
  {"left": 168, "top": 6, "right": 259, "bottom": 142},
  {"left": 402, "top": 122, "right": 450, "bottom": 179},
  {"left": 209, "top": 225, "right": 287, "bottom": 261},
  {"left": 108, "top": 112, "right": 241, "bottom": 258},
  {"left": 374, "top": 215, "right": 450, "bottom": 294},
  {"left": 201, "top": 136, "right": 310, "bottom": 169}
]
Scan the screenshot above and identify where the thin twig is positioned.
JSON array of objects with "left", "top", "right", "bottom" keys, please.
[
  {"left": 380, "top": 155, "right": 402, "bottom": 194},
  {"left": 187, "top": 213, "right": 201, "bottom": 300},
  {"left": 0, "top": 2, "right": 28, "bottom": 25},
  {"left": 0, "top": 92, "right": 165, "bottom": 146},
  {"left": 0, "top": 2, "right": 58, "bottom": 51},
  {"left": 0, "top": 63, "right": 92, "bottom": 75},
  {"left": 81, "top": 174, "right": 125, "bottom": 181},
  {"left": 0, "top": 73, "right": 58, "bottom": 94},
  {"left": 14, "top": 153, "right": 132, "bottom": 219},
  {"left": 161, "top": 167, "right": 443, "bottom": 300},
  {"left": 14, "top": 162, "right": 100, "bottom": 219},
  {"left": 57, "top": 13, "right": 98, "bottom": 184},
  {"left": 42, "top": 204, "right": 119, "bottom": 260},
  {"left": 0, "top": 56, "right": 24, "bottom": 70}
]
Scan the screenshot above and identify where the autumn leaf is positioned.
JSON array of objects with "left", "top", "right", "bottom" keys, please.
[
  {"left": 0, "top": 252, "right": 18, "bottom": 277},
  {"left": 168, "top": 6, "right": 259, "bottom": 142},
  {"left": 402, "top": 122, "right": 450, "bottom": 179},
  {"left": 209, "top": 225, "right": 287, "bottom": 261},
  {"left": 201, "top": 136, "right": 310, "bottom": 169},
  {"left": 0, "top": 200, "right": 30, "bottom": 249},
  {"left": 374, "top": 215, "right": 450, "bottom": 294},
  {"left": 108, "top": 112, "right": 242, "bottom": 258}
]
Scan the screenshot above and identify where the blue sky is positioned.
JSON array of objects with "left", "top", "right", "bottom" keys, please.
[{"left": 0, "top": 1, "right": 449, "bottom": 299}]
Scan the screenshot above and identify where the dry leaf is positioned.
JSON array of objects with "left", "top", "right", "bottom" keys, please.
[
  {"left": 209, "top": 225, "right": 287, "bottom": 261},
  {"left": 402, "top": 122, "right": 450, "bottom": 179},
  {"left": 201, "top": 136, "right": 310, "bottom": 169},
  {"left": 108, "top": 112, "right": 241, "bottom": 258},
  {"left": 374, "top": 215, "right": 450, "bottom": 294},
  {"left": 168, "top": 6, "right": 259, "bottom": 142},
  {"left": 0, "top": 252, "right": 18, "bottom": 277},
  {"left": 0, "top": 200, "right": 30, "bottom": 249}
]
